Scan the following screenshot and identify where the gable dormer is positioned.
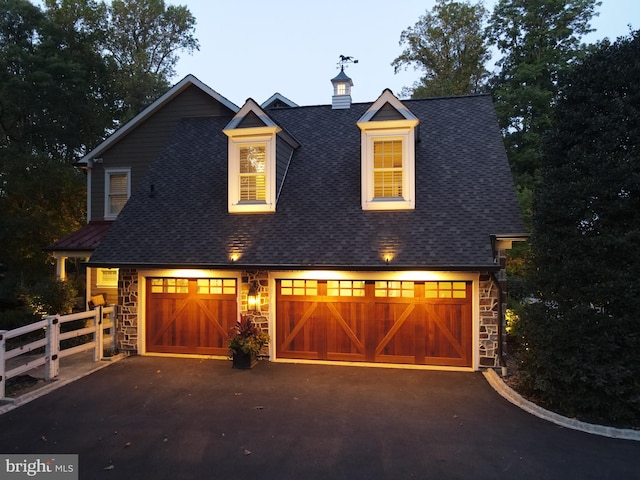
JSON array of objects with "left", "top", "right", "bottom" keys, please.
[
  {"left": 261, "top": 93, "right": 298, "bottom": 109},
  {"left": 357, "top": 89, "right": 420, "bottom": 211},
  {"left": 223, "top": 99, "right": 299, "bottom": 213}
]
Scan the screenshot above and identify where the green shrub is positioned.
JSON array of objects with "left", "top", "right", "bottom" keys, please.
[
  {"left": 17, "top": 278, "right": 77, "bottom": 316},
  {"left": 515, "top": 301, "right": 640, "bottom": 426},
  {"left": 0, "top": 307, "right": 41, "bottom": 331}
]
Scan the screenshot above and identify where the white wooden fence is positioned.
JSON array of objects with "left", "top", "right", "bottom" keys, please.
[{"left": 0, "top": 306, "right": 116, "bottom": 400}]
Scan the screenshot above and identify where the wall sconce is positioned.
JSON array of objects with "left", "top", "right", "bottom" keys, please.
[
  {"left": 230, "top": 252, "right": 240, "bottom": 262},
  {"left": 247, "top": 281, "right": 260, "bottom": 312},
  {"left": 383, "top": 253, "right": 393, "bottom": 264}
]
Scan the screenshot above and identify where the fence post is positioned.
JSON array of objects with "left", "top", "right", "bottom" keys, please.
[
  {"left": 109, "top": 306, "right": 117, "bottom": 354},
  {"left": 45, "top": 315, "right": 60, "bottom": 381},
  {"left": 95, "top": 306, "right": 103, "bottom": 362},
  {"left": 0, "top": 330, "right": 7, "bottom": 400}
]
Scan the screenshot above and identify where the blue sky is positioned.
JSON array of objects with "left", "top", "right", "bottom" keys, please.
[{"left": 174, "top": 0, "right": 639, "bottom": 108}]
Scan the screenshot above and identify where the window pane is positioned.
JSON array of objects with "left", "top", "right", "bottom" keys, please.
[
  {"left": 374, "top": 140, "right": 402, "bottom": 168},
  {"left": 240, "top": 146, "right": 266, "bottom": 173},
  {"left": 373, "top": 140, "right": 403, "bottom": 198},
  {"left": 98, "top": 268, "right": 118, "bottom": 287},
  {"left": 109, "top": 173, "right": 128, "bottom": 194},
  {"left": 108, "top": 173, "right": 128, "bottom": 216},
  {"left": 240, "top": 175, "right": 266, "bottom": 201},
  {"left": 424, "top": 281, "right": 467, "bottom": 299},
  {"left": 239, "top": 145, "right": 266, "bottom": 201},
  {"left": 374, "top": 171, "right": 403, "bottom": 198}
]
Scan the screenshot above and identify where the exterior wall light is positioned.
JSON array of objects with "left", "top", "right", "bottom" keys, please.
[{"left": 247, "top": 281, "right": 260, "bottom": 312}]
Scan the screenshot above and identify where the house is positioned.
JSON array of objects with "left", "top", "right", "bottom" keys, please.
[{"left": 48, "top": 69, "right": 526, "bottom": 370}]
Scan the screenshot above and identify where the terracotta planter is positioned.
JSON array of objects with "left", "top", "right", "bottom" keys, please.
[{"left": 232, "top": 351, "right": 257, "bottom": 369}]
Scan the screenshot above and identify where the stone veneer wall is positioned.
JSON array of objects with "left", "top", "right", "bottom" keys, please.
[
  {"left": 117, "top": 268, "right": 139, "bottom": 353},
  {"left": 241, "top": 271, "right": 270, "bottom": 356},
  {"left": 478, "top": 273, "right": 502, "bottom": 367}
]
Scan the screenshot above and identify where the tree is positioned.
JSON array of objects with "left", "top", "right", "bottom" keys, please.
[
  {"left": 0, "top": 0, "right": 199, "bottom": 300},
  {"left": 515, "top": 31, "right": 640, "bottom": 424},
  {"left": 0, "top": 0, "right": 99, "bottom": 283},
  {"left": 487, "top": 0, "right": 601, "bottom": 193},
  {"left": 392, "top": 0, "right": 490, "bottom": 98},
  {"left": 104, "top": 0, "right": 199, "bottom": 122}
]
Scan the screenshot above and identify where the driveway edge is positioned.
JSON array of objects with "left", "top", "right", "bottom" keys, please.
[
  {"left": 483, "top": 368, "right": 640, "bottom": 441},
  {"left": 0, "top": 354, "right": 127, "bottom": 416}
]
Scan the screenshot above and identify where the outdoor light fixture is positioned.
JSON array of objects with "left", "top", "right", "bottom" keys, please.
[{"left": 247, "top": 281, "right": 260, "bottom": 312}]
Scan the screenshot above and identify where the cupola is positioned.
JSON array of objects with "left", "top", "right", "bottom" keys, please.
[{"left": 331, "top": 55, "right": 357, "bottom": 109}]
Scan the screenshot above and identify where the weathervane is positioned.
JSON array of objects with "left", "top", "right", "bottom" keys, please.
[{"left": 337, "top": 55, "right": 359, "bottom": 70}]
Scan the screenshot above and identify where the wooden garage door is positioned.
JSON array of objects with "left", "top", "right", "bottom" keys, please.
[
  {"left": 146, "top": 278, "right": 237, "bottom": 355},
  {"left": 276, "top": 280, "right": 472, "bottom": 367}
]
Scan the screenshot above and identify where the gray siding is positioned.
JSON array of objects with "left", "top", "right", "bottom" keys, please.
[
  {"left": 237, "top": 111, "right": 266, "bottom": 129},
  {"left": 370, "top": 102, "right": 404, "bottom": 121},
  {"left": 91, "top": 85, "right": 234, "bottom": 220}
]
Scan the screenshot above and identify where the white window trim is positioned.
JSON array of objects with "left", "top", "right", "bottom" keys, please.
[
  {"left": 225, "top": 129, "right": 278, "bottom": 213},
  {"left": 358, "top": 123, "right": 417, "bottom": 211},
  {"left": 96, "top": 267, "right": 119, "bottom": 288},
  {"left": 104, "top": 167, "right": 131, "bottom": 220}
]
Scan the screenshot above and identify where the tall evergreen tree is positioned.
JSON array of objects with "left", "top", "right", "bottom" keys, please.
[
  {"left": 516, "top": 30, "right": 640, "bottom": 424},
  {"left": 392, "top": 0, "right": 490, "bottom": 98},
  {"left": 486, "top": 1, "right": 601, "bottom": 344},
  {"left": 487, "top": 0, "right": 600, "bottom": 219}
]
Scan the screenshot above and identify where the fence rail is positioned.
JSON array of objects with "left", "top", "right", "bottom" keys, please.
[{"left": 0, "top": 306, "right": 116, "bottom": 400}]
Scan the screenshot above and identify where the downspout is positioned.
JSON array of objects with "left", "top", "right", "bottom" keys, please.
[{"left": 86, "top": 160, "right": 93, "bottom": 223}]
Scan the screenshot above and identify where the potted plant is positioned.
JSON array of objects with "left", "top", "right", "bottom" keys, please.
[{"left": 227, "top": 315, "right": 270, "bottom": 369}]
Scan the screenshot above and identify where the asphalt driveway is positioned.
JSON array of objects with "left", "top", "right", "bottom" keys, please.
[{"left": 0, "top": 357, "right": 639, "bottom": 480}]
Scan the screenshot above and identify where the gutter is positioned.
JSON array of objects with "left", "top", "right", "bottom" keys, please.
[{"left": 84, "top": 261, "right": 505, "bottom": 272}]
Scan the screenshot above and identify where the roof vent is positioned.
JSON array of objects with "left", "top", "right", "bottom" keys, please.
[{"left": 331, "top": 55, "right": 357, "bottom": 109}]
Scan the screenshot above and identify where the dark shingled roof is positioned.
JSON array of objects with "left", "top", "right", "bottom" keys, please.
[{"left": 89, "top": 94, "right": 525, "bottom": 270}]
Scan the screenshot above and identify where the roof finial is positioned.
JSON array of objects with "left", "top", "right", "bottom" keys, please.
[{"left": 338, "top": 55, "right": 358, "bottom": 71}]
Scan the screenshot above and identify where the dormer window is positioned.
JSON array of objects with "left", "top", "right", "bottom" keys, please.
[
  {"left": 374, "top": 139, "right": 403, "bottom": 198},
  {"left": 226, "top": 134, "right": 276, "bottom": 213},
  {"left": 239, "top": 144, "right": 266, "bottom": 201},
  {"left": 357, "top": 90, "right": 419, "bottom": 211},
  {"left": 223, "top": 99, "right": 283, "bottom": 214}
]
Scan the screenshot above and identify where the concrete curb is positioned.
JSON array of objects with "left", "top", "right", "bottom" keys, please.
[
  {"left": 483, "top": 368, "right": 640, "bottom": 442},
  {"left": 0, "top": 354, "right": 127, "bottom": 416}
]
